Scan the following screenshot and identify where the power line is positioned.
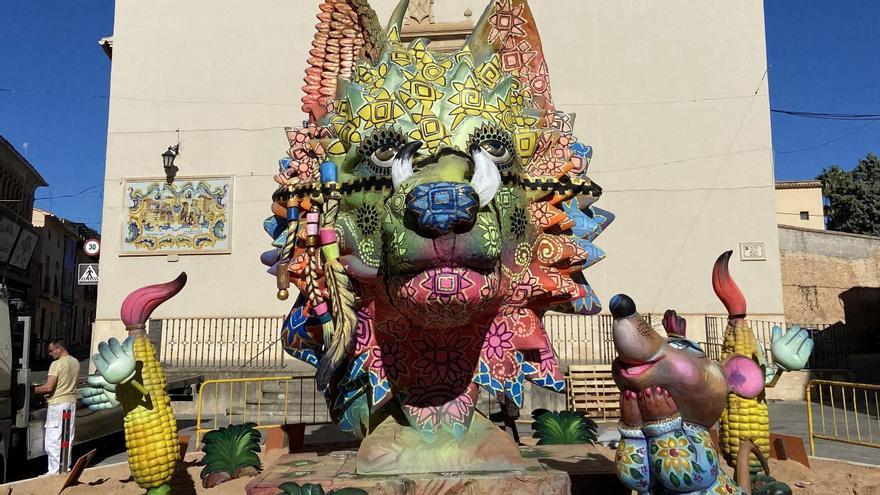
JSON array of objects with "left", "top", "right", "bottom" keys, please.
[
  {"left": 108, "top": 125, "right": 288, "bottom": 135},
  {"left": 603, "top": 184, "right": 772, "bottom": 193},
  {"left": 771, "top": 109, "right": 880, "bottom": 121},
  {"left": 0, "top": 86, "right": 301, "bottom": 108},
  {"left": 4, "top": 82, "right": 880, "bottom": 109},
  {"left": 0, "top": 184, "right": 103, "bottom": 203},
  {"left": 775, "top": 121, "right": 876, "bottom": 154},
  {"left": 35, "top": 184, "right": 103, "bottom": 201},
  {"left": 594, "top": 147, "right": 770, "bottom": 174},
  {"left": 776, "top": 211, "right": 828, "bottom": 218}
]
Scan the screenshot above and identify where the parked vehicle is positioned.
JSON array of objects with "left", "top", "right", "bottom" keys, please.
[{"left": 0, "top": 284, "right": 122, "bottom": 481}]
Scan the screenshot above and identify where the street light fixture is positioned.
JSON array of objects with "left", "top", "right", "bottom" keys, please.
[{"left": 162, "top": 144, "right": 180, "bottom": 184}]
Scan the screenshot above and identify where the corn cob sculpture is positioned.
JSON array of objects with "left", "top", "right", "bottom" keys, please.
[
  {"left": 712, "top": 252, "right": 812, "bottom": 473},
  {"left": 718, "top": 318, "right": 771, "bottom": 472},
  {"left": 82, "top": 273, "right": 186, "bottom": 495}
]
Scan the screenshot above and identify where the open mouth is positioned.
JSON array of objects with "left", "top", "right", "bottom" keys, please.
[{"left": 618, "top": 356, "right": 663, "bottom": 378}]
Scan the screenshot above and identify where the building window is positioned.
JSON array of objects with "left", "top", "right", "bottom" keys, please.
[{"left": 800, "top": 211, "right": 810, "bottom": 220}]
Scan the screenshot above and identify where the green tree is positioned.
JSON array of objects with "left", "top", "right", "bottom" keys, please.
[{"left": 817, "top": 153, "right": 880, "bottom": 236}]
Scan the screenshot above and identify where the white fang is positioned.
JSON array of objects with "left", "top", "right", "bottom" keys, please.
[
  {"left": 391, "top": 155, "right": 414, "bottom": 189},
  {"left": 471, "top": 149, "right": 502, "bottom": 207}
]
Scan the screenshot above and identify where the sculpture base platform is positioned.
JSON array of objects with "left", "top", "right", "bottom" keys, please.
[
  {"left": 357, "top": 414, "right": 525, "bottom": 475},
  {"left": 245, "top": 444, "right": 627, "bottom": 495}
]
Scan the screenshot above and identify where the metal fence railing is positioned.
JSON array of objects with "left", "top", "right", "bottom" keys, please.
[
  {"left": 154, "top": 313, "right": 659, "bottom": 371},
  {"left": 806, "top": 380, "right": 880, "bottom": 456},
  {"left": 544, "top": 313, "right": 655, "bottom": 366},
  {"left": 705, "top": 316, "right": 776, "bottom": 363},
  {"left": 704, "top": 317, "right": 848, "bottom": 370},
  {"left": 154, "top": 314, "right": 847, "bottom": 372},
  {"left": 152, "top": 316, "right": 286, "bottom": 370},
  {"left": 700, "top": 341, "right": 723, "bottom": 361}
]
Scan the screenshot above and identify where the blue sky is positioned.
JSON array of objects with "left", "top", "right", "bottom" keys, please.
[
  {"left": 1, "top": 2, "right": 112, "bottom": 231},
  {"left": 1, "top": 1, "right": 878, "bottom": 233},
  {"left": 766, "top": 1, "right": 880, "bottom": 180}
]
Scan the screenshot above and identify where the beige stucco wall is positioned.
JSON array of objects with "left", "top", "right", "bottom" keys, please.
[
  {"left": 776, "top": 186, "right": 825, "bottom": 230},
  {"left": 95, "top": 0, "right": 785, "bottom": 355}
]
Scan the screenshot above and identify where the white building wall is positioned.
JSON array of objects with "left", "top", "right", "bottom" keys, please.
[{"left": 94, "top": 0, "right": 785, "bottom": 354}]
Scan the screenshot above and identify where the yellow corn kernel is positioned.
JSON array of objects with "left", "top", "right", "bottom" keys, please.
[
  {"left": 719, "top": 320, "right": 769, "bottom": 472},
  {"left": 121, "top": 335, "right": 179, "bottom": 491}
]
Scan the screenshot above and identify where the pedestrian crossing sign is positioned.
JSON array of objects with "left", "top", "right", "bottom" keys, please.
[{"left": 77, "top": 263, "right": 99, "bottom": 286}]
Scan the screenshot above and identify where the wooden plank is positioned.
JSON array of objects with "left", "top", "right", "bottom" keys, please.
[
  {"left": 566, "top": 364, "right": 621, "bottom": 420},
  {"left": 570, "top": 388, "right": 619, "bottom": 393},
  {"left": 58, "top": 448, "right": 97, "bottom": 494}
]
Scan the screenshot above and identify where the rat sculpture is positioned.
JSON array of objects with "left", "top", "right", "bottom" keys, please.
[
  {"left": 611, "top": 293, "right": 767, "bottom": 494},
  {"left": 610, "top": 250, "right": 812, "bottom": 494}
]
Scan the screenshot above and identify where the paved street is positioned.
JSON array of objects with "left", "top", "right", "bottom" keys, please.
[{"left": 767, "top": 399, "right": 880, "bottom": 465}]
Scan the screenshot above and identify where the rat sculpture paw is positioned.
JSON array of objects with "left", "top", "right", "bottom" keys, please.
[
  {"left": 770, "top": 325, "right": 813, "bottom": 372},
  {"left": 81, "top": 374, "right": 121, "bottom": 410},
  {"left": 621, "top": 390, "right": 644, "bottom": 428},
  {"left": 637, "top": 386, "right": 678, "bottom": 421}
]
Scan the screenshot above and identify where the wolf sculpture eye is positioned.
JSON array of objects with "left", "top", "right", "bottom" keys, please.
[
  {"left": 370, "top": 145, "right": 397, "bottom": 170},
  {"left": 480, "top": 140, "right": 511, "bottom": 164},
  {"left": 359, "top": 128, "right": 407, "bottom": 176},
  {"left": 470, "top": 125, "right": 515, "bottom": 170}
]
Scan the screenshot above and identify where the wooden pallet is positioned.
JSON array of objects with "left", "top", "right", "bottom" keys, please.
[{"left": 566, "top": 364, "right": 621, "bottom": 421}]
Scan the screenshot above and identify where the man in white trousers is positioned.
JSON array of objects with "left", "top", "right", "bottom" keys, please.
[{"left": 34, "top": 338, "right": 80, "bottom": 475}]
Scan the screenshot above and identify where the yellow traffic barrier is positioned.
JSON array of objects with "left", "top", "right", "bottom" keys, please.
[
  {"left": 806, "top": 379, "right": 880, "bottom": 456},
  {"left": 194, "top": 375, "right": 331, "bottom": 448}
]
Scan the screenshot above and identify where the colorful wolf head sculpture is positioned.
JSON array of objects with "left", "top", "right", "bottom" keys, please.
[{"left": 263, "top": 0, "right": 613, "bottom": 441}]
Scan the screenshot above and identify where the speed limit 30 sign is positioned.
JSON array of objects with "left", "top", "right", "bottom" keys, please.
[{"left": 83, "top": 238, "right": 101, "bottom": 257}]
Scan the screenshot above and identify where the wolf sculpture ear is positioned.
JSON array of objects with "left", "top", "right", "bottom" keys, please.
[
  {"left": 385, "top": 0, "right": 410, "bottom": 41},
  {"left": 466, "top": 0, "right": 554, "bottom": 111},
  {"left": 720, "top": 355, "right": 765, "bottom": 399},
  {"left": 301, "top": 0, "right": 390, "bottom": 123}
]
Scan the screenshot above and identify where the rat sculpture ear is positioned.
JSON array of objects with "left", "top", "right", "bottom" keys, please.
[
  {"left": 720, "top": 355, "right": 765, "bottom": 399},
  {"left": 662, "top": 309, "right": 687, "bottom": 338}
]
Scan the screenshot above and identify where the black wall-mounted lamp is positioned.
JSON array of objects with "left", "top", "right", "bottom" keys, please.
[{"left": 162, "top": 144, "right": 180, "bottom": 184}]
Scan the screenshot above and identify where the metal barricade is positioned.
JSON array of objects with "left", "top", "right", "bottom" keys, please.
[
  {"left": 806, "top": 380, "right": 880, "bottom": 455},
  {"left": 195, "top": 376, "right": 331, "bottom": 447}
]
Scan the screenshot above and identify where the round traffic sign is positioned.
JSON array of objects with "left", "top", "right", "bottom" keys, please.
[{"left": 83, "top": 238, "right": 101, "bottom": 257}]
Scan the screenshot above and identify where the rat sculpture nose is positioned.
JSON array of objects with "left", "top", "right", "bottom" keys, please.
[
  {"left": 610, "top": 294, "right": 638, "bottom": 319},
  {"left": 404, "top": 182, "right": 480, "bottom": 238},
  {"left": 611, "top": 293, "right": 666, "bottom": 362}
]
